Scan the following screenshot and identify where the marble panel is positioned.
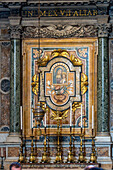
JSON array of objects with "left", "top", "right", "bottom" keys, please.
[
  {"left": 0, "top": 41, "right": 10, "bottom": 131},
  {"left": 1, "top": 42, "right": 10, "bottom": 78},
  {"left": 97, "top": 147, "right": 109, "bottom": 157},
  {"left": 1, "top": 94, "right": 10, "bottom": 126},
  {"left": 8, "top": 147, "right": 19, "bottom": 157}
]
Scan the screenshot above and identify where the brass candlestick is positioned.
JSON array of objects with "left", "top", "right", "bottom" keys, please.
[
  {"left": 18, "top": 130, "right": 24, "bottom": 163},
  {"left": 66, "top": 126, "right": 75, "bottom": 163},
  {"left": 55, "top": 111, "right": 63, "bottom": 163},
  {"left": 78, "top": 128, "right": 85, "bottom": 163},
  {"left": 89, "top": 129, "right": 97, "bottom": 163},
  {"left": 29, "top": 128, "right": 35, "bottom": 163},
  {"left": 24, "top": 135, "right": 27, "bottom": 163},
  {"left": 41, "top": 127, "right": 48, "bottom": 163}
]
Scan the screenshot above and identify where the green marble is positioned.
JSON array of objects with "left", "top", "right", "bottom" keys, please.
[
  {"left": 97, "top": 38, "right": 109, "bottom": 133},
  {"left": 10, "top": 39, "right": 20, "bottom": 133}
]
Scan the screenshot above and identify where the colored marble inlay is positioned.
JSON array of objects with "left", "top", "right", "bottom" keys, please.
[
  {"left": 97, "top": 38, "right": 109, "bottom": 132},
  {"left": 0, "top": 147, "right": 6, "bottom": 157},
  {"left": 1, "top": 94, "right": 10, "bottom": 126},
  {"left": 8, "top": 147, "right": 19, "bottom": 157},
  {"left": 31, "top": 47, "right": 89, "bottom": 129},
  {"left": 97, "top": 147, "right": 109, "bottom": 157},
  {"left": 0, "top": 41, "right": 10, "bottom": 130},
  {"left": 1, "top": 42, "right": 10, "bottom": 78}
]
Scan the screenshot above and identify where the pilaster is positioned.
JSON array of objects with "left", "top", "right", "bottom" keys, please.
[
  {"left": 6, "top": 18, "right": 22, "bottom": 142},
  {"left": 96, "top": 23, "right": 111, "bottom": 138}
]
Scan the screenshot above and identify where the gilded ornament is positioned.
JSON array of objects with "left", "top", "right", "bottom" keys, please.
[
  {"left": 72, "top": 102, "right": 81, "bottom": 112},
  {"left": 70, "top": 54, "right": 82, "bottom": 65},
  {"left": 51, "top": 49, "right": 69, "bottom": 58},
  {"left": 31, "top": 74, "right": 39, "bottom": 95},
  {"left": 51, "top": 110, "right": 68, "bottom": 120},
  {"left": 39, "top": 55, "right": 50, "bottom": 66},
  {"left": 81, "top": 73, "right": 88, "bottom": 95}
]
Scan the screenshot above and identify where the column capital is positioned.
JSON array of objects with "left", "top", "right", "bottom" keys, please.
[
  {"left": 97, "top": 23, "right": 111, "bottom": 38},
  {"left": 9, "top": 25, "right": 22, "bottom": 39}
]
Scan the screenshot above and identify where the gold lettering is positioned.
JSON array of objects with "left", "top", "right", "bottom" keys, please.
[
  {"left": 60, "top": 10, "right": 66, "bottom": 16},
  {"left": 28, "top": 10, "right": 33, "bottom": 17},
  {"left": 73, "top": 11, "right": 78, "bottom": 16},
  {"left": 54, "top": 10, "right": 58, "bottom": 16},
  {"left": 87, "top": 10, "right": 92, "bottom": 16},
  {"left": 79, "top": 10, "right": 82, "bottom": 16},
  {"left": 83, "top": 10, "right": 87, "bottom": 16},
  {"left": 40, "top": 10, "right": 46, "bottom": 17},
  {"left": 48, "top": 10, "right": 53, "bottom": 16},
  {"left": 93, "top": 10, "right": 98, "bottom": 16},
  {"left": 68, "top": 10, "right": 71, "bottom": 17}
]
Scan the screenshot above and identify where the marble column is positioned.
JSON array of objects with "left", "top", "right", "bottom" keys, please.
[
  {"left": 97, "top": 24, "right": 111, "bottom": 136},
  {"left": 10, "top": 39, "right": 20, "bottom": 133},
  {"left": 7, "top": 25, "right": 22, "bottom": 142}
]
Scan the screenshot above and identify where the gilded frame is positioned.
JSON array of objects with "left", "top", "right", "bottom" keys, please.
[{"left": 22, "top": 38, "right": 97, "bottom": 137}]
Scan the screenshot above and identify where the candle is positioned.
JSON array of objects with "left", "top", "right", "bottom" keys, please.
[
  {"left": 32, "top": 110, "right": 33, "bottom": 128},
  {"left": 45, "top": 113, "right": 46, "bottom": 127},
  {"left": 92, "top": 105, "right": 94, "bottom": 129},
  {"left": 70, "top": 101, "right": 72, "bottom": 126},
  {"left": 81, "top": 104, "right": 82, "bottom": 128},
  {"left": 20, "top": 106, "right": 22, "bottom": 130}
]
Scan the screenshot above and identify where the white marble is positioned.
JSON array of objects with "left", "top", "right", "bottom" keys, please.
[{"left": 0, "top": 133, "right": 8, "bottom": 142}]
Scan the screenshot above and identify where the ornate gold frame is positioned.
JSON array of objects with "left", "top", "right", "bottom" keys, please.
[{"left": 22, "top": 38, "right": 97, "bottom": 137}]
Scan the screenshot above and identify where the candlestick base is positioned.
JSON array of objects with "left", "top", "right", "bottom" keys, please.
[
  {"left": 29, "top": 153, "right": 35, "bottom": 163},
  {"left": 89, "top": 131, "right": 97, "bottom": 164},
  {"left": 29, "top": 135, "right": 36, "bottom": 163},
  {"left": 77, "top": 128, "right": 86, "bottom": 163},
  {"left": 89, "top": 153, "right": 97, "bottom": 163},
  {"left": 41, "top": 153, "right": 49, "bottom": 163},
  {"left": 55, "top": 152, "right": 63, "bottom": 164},
  {"left": 18, "top": 153, "right": 24, "bottom": 163},
  {"left": 66, "top": 151, "right": 75, "bottom": 163}
]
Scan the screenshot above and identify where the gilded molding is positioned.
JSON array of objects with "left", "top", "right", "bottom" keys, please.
[
  {"left": 97, "top": 23, "right": 111, "bottom": 37},
  {"left": 23, "top": 25, "right": 97, "bottom": 38}
]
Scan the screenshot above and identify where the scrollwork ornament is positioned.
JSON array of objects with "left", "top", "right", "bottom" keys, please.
[
  {"left": 97, "top": 23, "right": 111, "bottom": 38},
  {"left": 31, "top": 74, "right": 39, "bottom": 95},
  {"left": 81, "top": 73, "right": 88, "bottom": 95},
  {"left": 9, "top": 25, "right": 22, "bottom": 39}
]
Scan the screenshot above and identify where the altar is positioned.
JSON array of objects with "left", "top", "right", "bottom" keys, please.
[{"left": 0, "top": 1, "right": 112, "bottom": 170}]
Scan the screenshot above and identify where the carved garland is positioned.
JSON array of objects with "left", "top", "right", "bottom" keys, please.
[{"left": 23, "top": 25, "right": 97, "bottom": 38}]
